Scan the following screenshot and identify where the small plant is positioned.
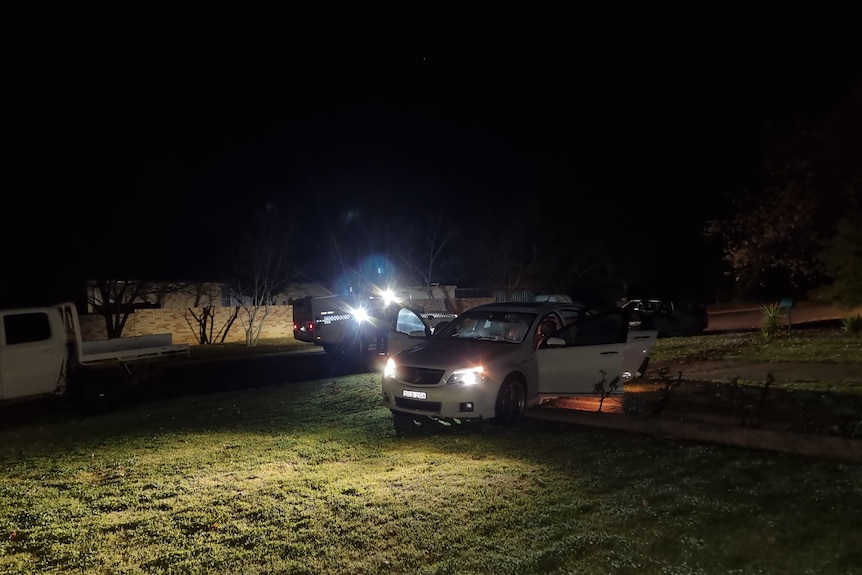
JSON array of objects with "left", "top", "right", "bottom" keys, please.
[
  {"left": 754, "top": 373, "right": 774, "bottom": 426},
  {"left": 841, "top": 314, "right": 862, "bottom": 335},
  {"left": 592, "top": 370, "right": 620, "bottom": 412},
  {"left": 761, "top": 303, "right": 784, "bottom": 341},
  {"left": 652, "top": 366, "right": 683, "bottom": 416},
  {"left": 726, "top": 373, "right": 773, "bottom": 427}
]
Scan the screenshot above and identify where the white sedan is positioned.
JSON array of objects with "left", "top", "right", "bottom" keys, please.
[{"left": 381, "top": 301, "right": 658, "bottom": 425}]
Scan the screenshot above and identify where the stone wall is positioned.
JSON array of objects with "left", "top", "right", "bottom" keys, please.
[
  {"left": 78, "top": 307, "right": 296, "bottom": 345},
  {"left": 78, "top": 297, "right": 497, "bottom": 344}
]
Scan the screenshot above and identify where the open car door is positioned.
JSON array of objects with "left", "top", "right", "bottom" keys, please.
[
  {"left": 624, "top": 325, "right": 658, "bottom": 378},
  {"left": 385, "top": 307, "right": 458, "bottom": 357},
  {"left": 536, "top": 311, "right": 629, "bottom": 395},
  {"left": 386, "top": 307, "right": 431, "bottom": 357}
]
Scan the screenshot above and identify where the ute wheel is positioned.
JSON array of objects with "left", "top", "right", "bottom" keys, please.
[
  {"left": 74, "top": 373, "right": 125, "bottom": 414},
  {"left": 493, "top": 378, "right": 526, "bottom": 425}
]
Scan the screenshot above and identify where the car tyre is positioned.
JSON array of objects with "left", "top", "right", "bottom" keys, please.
[
  {"left": 72, "top": 372, "right": 125, "bottom": 414},
  {"left": 493, "top": 377, "right": 526, "bottom": 425}
]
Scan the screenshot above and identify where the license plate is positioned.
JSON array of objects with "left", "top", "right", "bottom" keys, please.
[{"left": 402, "top": 390, "right": 426, "bottom": 400}]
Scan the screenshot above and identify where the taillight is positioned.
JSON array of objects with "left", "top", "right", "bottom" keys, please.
[{"left": 307, "top": 322, "right": 314, "bottom": 331}]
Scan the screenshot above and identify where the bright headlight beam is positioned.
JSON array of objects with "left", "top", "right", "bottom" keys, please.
[
  {"left": 350, "top": 307, "right": 370, "bottom": 324},
  {"left": 446, "top": 366, "right": 485, "bottom": 385},
  {"left": 381, "top": 288, "right": 399, "bottom": 306},
  {"left": 384, "top": 357, "right": 396, "bottom": 379}
]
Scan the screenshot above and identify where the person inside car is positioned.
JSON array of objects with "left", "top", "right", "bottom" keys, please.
[
  {"left": 534, "top": 318, "right": 559, "bottom": 349},
  {"left": 504, "top": 322, "right": 527, "bottom": 342}
]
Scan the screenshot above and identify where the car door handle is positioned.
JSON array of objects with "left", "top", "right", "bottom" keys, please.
[
  {"left": 600, "top": 351, "right": 618, "bottom": 355},
  {"left": 633, "top": 336, "right": 652, "bottom": 340}
]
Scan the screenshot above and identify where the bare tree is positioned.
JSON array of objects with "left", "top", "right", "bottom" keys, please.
[
  {"left": 184, "top": 305, "right": 238, "bottom": 345},
  {"left": 228, "top": 206, "right": 292, "bottom": 347},
  {"left": 559, "top": 243, "right": 619, "bottom": 289},
  {"left": 86, "top": 279, "right": 169, "bottom": 339},
  {"left": 178, "top": 282, "right": 239, "bottom": 345},
  {"left": 473, "top": 213, "right": 548, "bottom": 300},
  {"left": 396, "top": 211, "right": 456, "bottom": 301}
]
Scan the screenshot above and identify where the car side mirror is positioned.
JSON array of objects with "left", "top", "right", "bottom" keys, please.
[{"left": 408, "top": 330, "right": 429, "bottom": 338}]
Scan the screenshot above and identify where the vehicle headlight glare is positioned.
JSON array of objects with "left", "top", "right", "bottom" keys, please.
[
  {"left": 351, "top": 307, "right": 370, "bottom": 324},
  {"left": 381, "top": 288, "right": 399, "bottom": 306},
  {"left": 383, "top": 358, "right": 396, "bottom": 379},
  {"left": 446, "top": 366, "right": 485, "bottom": 385}
]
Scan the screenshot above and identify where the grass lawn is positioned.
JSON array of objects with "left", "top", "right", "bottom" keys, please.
[
  {"left": 3, "top": 361, "right": 862, "bottom": 574},
  {"left": 187, "top": 338, "right": 318, "bottom": 362},
  {"left": 648, "top": 328, "right": 862, "bottom": 364}
]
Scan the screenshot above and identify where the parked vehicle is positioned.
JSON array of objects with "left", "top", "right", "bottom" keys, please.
[
  {"left": 620, "top": 298, "right": 709, "bottom": 337},
  {"left": 381, "top": 301, "right": 658, "bottom": 426},
  {"left": 0, "top": 302, "right": 189, "bottom": 412},
  {"left": 533, "top": 294, "right": 574, "bottom": 303},
  {"left": 293, "top": 294, "right": 457, "bottom": 358}
]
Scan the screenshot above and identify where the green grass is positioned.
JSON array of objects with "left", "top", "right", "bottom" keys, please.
[
  {"left": 3, "top": 375, "right": 862, "bottom": 574},
  {"left": 187, "top": 337, "right": 317, "bottom": 362},
  {"left": 650, "top": 328, "right": 862, "bottom": 364}
]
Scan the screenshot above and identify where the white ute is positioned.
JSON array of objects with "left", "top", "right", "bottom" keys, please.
[{"left": 0, "top": 302, "right": 189, "bottom": 412}]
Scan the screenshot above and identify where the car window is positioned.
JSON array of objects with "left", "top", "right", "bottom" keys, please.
[
  {"left": 3, "top": 312, "right": 52, "bottom": 345},
  {"left": 557, "top": 312, "right": 626, "bottom": 346},
  {"left": 437, "top": 311, "right": 536, "bottom": 342},
  {"left": 395, "top": 308, "right": 426, "bottom": 335},
  {"left": 559, "top": 308, "right": 580, "bottom": 326},
  {"left": 501, "top": 319, "right": 530, "bottom": 343},
  {"left": 540, "top": 313, "right": 562, "bottom": 331}
]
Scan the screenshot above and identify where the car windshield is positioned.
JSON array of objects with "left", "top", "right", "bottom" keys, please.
[
  {"left": 623, "top": 299, "right": 661, "bottom": 312},
  {"left": 435, "top": 310, "right": 536, "bottom": 343}
]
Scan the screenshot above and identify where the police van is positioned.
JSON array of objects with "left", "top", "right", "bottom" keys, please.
[{"left": 292, "top": 294, "right": 456, "bottom": 358}]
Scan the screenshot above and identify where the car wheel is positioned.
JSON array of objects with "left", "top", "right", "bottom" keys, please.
[{"left": 493, "top": 377, "right": 526, "bottom": 425}]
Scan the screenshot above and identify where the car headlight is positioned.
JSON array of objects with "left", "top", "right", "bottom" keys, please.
[
  {"left": 383, "top": 357, "right": 396, "bottom": 379},
  {"left": 351, "top": 307, "right": 370, "bottom": 324},
  {"left": 446, "top": 366, "right": 485, "bottom": 385}
]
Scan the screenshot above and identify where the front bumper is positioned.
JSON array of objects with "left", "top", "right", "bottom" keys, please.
[{"left": 381, "top": 377, "right": 500, "bottom": 419}]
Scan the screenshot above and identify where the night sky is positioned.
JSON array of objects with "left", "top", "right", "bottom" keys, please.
[{"left": 3, "top": 5, "right": 862, "bottom": 306}]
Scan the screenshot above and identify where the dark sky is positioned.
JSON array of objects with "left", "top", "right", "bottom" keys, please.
[{"left": 3, "top": 4, "right": 862, "bottom": 304}]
